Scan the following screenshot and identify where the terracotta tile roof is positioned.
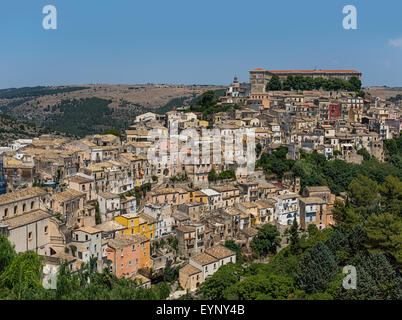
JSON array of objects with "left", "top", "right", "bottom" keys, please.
[
  {"left": 69, "top": 175, "right": 94, "bottom": 184},
  {"left": 305, "top": 186, "right": 331, "bottom": 193},
  {"left": 277, "top": 192, "right": 299, "bottom": 199},
  {"left": 97, "top": 191, "right": 120, "bottom": 199},
  {"left": 250, "top": 68, "right": 360, "bottom": 74},
  {"left": 240, "top": 202, "right": 258, "bottom": 209},
  {"left": 139, "top": 213, "right": 157, "bottom": 224},
  {"left": 176, "top": 225, "right": 196, "bottom": 233},
  {"left": 299, "top": 197, "right": 326, "bottom": 205},
  {"left": 255, "top": 200, "right": 274, "bottom": 209},
  {"left": 52, "top": 189, "right": 85, "bottom": 203},
  {"left": 191, "top": 252, "right": 217, "bottom": 266},
  {"left": 241, "top": 227, "right": 259, "bottom": 237},
  {"left": 269, "top": 69, "right": 360, "bottom": 74},
  {"left": 2, "top": 209, "right": 52, "bottom": 229},
  {"left": 204, "top": 245, "right": 236, "bottom": 260},
  {"left": 131, "top": 273, "right": 151, "bottom": 283},
  {"left": 107, "top": 233, "right": 148, "bottom": 249},
  {"left": 180, "top": 264, "right": 202, "bottom": 276},
  {"left": 95, "top": 220, "right": 127, "bottom": 233},
  {"left": 73, "top": 226, "right": 101, "bottom": 235},
  {"left": 0, "top": 187, "right": 47, "bottom": 206}
]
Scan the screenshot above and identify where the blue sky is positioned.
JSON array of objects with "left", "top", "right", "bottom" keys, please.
[{"left": 0, "top": 0, "right": 401, "bottom": 88}]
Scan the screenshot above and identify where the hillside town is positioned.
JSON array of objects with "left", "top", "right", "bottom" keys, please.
[{"left": 0, "top": 68, "right": 400, "bottom": 298}]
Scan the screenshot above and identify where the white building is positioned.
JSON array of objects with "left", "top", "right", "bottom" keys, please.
[
  {"left": 188, "top": 245, "right": 236, "bottom": 281},
  {"left": 271, "top": 191, "right": 299, "bottom": 226},
  {"left": 97, "top": 192, "right": 120, "bottom": 222},
  {"left": 200, "top": 188, "right": 223, "bottom": 211},
  {"left": 71, "top": 226, "right": 103, "bottom": 271},
  {"left": 143, "top": 203, "right": 174, "bottom": 238}
]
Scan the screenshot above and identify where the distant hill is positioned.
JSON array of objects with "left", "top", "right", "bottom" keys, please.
[
  {"left": 365, "top": 86, "right": 402, "bottom": 100},
  {"left": 0, "top": 113, "right": 52, "bottom": 146},
  {"left": 0, "top": 84, "right": 225, "bottom": 138}
]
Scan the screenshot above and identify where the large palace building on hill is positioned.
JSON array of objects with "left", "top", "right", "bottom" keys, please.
[{"left": 249, "top": 68, "right": 362, "bottom": 94}]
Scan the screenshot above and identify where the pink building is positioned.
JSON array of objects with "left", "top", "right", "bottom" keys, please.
[{"left": 105, "top": 234, "right": 151, "bottom": 278}]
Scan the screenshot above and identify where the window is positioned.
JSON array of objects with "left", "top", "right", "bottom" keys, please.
[
  {"left": 132, "top": 245, "right": 136, "bottom": 252},
  {"left": 31, "top": 201, "right": 34, "bottom": 209},
  {"left": 121, "top": 249, "right": 124, "bottom": 257},
  {"left": 85, "top": 235, "right": 89, "bottom": 241},
  {"left": 121, "top": 264, "right": 124, "bottom": 269},
  {"left": 23, "top": 204, "right": 26, "bottom": 212},
  {"left": 14, "top": 206, "right": 17, "bottom": 215},
  {"left": 128, "top": 261, "right": 132, "bottom": 266},
  {"left": 135, "top": 258, "right": 138, "bottom": 264},
  {"left": 144, "top": 251, "right": 146, "bottom": 256},
  {"left": 44, "top": 226, "right": 48, "bottom": 234},
  {"left": 28, "top": 232, "right": 33, "bottom": 241},
  {"left": 4, "top": 208, "right": 8, "bottom": 218}
]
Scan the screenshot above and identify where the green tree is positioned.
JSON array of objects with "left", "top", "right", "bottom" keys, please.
[
  {"left": 296, "top": 241, "right": 338, "bottom": 294},
  {"left": 251, "top": 224, "right": 281, "bottom": 257},
  {"left": 287, "top": 217, "right": 301, "bottom": 255},
  {"left": 266, "top": 75, "right": 282, "bottom": 91},
  {"left": 364, "top": 213, "right": 402, "bottom": 265},
  {"left": 103, "top": 129, "right": 121, "bottom": 137},
  {"left": 348, "top": 76, "right": 362, "bottom": 92},
  {"left": 0, "top": 251, "right": 44, "bottom": 299},
  {"left": 197, "top": 90, "right": 216, "bottom": 107},
  {"left": 337, "top": 253, "right": 402, "bottom": 300},
  {"left": 199, "top": 263, "right": 243, "bottom": 300},
  {"left": 223, "top": 240, "right": 243, "bottom": 263},
  {"left": 379, "top": 175, "right": 402, "bottom": 217},
  {"left": 357, "top": 147, "right": 371, "bottom": 161},
  {"left": 0, "top": 234, "right": 15, "bottom": 275},
  {"left": 155, "top": 281, "right": 171, "bottom": 300},
  {"left": 208, "top": 168, "right": 218, "bottom": 182},
  {"left": 347, "top": 174, "right": 379, "bottom": 216},
  {"left": 229, "top": 273, "right": 295, "bottom": 300}
]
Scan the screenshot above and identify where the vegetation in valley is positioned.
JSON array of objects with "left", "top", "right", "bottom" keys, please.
[
  {"left": 185, "top": 90, "right": 239, "bottom": 120},
  {"left": 0, "top": 86, "right": 89, "bottom": 100},
  {"left": 194, "top": 136, "right": 402, "bottom": 300},
  {"left": 46, "top": 97, "right": 127, "bottom": 137},
  {"left": 198, "top": 171, "right": 402, "bottom": 299},
  {"left": 257, "top": 140, "right": 402, "bottom": 195}
]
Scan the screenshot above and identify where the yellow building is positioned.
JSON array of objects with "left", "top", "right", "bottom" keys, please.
[
  {"left": 238, "top": 202, "right": 258, "bottom": 226},
  {"left": 198, "top": 120, "right": 209, "bottom": 128},
  {"left": 181, "top": 185, "right": 195, "bottom": 202},
  {"left": 193, "top": 191, "right": 207, "bottom": 204},
  {"left": 114, "top": 213, "right": 156, "bottom": 240}
]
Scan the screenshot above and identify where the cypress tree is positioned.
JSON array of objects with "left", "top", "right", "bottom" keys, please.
[{"left": 296, "top": 241, "right": 338, "bottom": 293}]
